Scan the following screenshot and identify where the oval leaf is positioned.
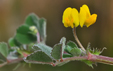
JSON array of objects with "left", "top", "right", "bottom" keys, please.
[
  {"left": 0, "top": 42, "right": 9, "bottom": 57},
  {"left": 24, "top": 51, "right": 53, "bottom": 64}
]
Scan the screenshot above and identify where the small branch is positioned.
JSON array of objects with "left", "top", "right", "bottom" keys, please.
[
  {"left": 0, "top": 62, "right": 7, "bottom": 67},
  {"left": 72, "top": 27, "right": 86, "bottom": 51},
  {"left": 63, "top": 56, "right": 87, "bottom": 61},
  {"left": 37, "top": 32, "right": 40, "bottom": 43},
  {"left": 54, "top": 53, "right": 113, "bottom": 66},
  {"left": 0, "top": 58, "right": 23, "bottom": 67},
  {"left": 88, "top": 53, "right": 113, "bottom": 65},
  {"left": 54, "top": 56, "right": 87, "bottom": 66},
  {"left": 8, "top": 58, "right": 24, "bottom": 64}
]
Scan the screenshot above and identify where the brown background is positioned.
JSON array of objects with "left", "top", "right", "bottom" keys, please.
[{"left": 0, "top": 0, "right": 113, "bottom": 71}]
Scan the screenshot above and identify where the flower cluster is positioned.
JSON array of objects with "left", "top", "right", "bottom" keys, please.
[{"left": 62, "top": 4, "right": 97, "bottom": 28}]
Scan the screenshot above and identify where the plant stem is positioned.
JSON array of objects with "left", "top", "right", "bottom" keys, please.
[
  {"left": 56, "top": 53, "right": 113, "bottom": 66},
  {"left": 0, "top": 58, "right": 23, "bottom": 67},
  {"left": 8, "top": 58, "right": 23, "bottom": 64},
  {"left": 54, "top": 56, "right": 87, "bottom": 66},
  {"left": 88, "top": 53, "right": 113, "bottom": 65},
  {"left": 63, "top": 56, "right": 87, "bottom": 61},
  {"left": 37, "top": 32, "right": 40, "bottom": 43},
  {"left": 0, "top": 62, "right": 7, "bottom": 67},
  {"left": 73, "top": 27, "right": 86, "bottom": 51}
]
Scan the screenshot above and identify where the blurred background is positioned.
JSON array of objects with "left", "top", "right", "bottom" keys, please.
[{"left": 0, "top": 0, "right": 113, "bottom": 71}]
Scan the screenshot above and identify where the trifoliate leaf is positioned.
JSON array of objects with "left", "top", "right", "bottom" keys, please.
[{"left": 25, "top": 13, "right": 47, "bottom": 43}]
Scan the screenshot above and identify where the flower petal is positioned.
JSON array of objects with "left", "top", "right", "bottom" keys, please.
[
  {"left": 85, "top": 14, "right": 97, "bottom": 27},
  {"left": 79, "top": 6, "right": 87, "bottom": 27},
  {"left": 62, "top": 7, "right": 72, "bottom": 23},
  {"left": 72, "top": 8, "right": 79, "bottom": 27},
  {"left": 82, "top": 4, "right": 91, "bottom": 18}
]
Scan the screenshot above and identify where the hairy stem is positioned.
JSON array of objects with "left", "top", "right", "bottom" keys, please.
[
  {"left": 88, "top": 53, "right": 113, "bottom": 65},
  {"left": 37, "top": 32, "right": 40, "bottom": 43},
  {"left": 63, "top": 56, "right": 87, "bottom": 61},
  {"left": 56, "top": 53, "right": 113, "bottom": 66},
  {"left": 0, "top": 58, "right": 23, "bottom": 67},
  {"left": 54, "top": 56, "right": 87, "bottom": 66},
  {"left": 73, "top": 27, "right": 86, "bottom": 51},
  {"left": 8, "top": 58, "right": 24, "bottom": 64}
]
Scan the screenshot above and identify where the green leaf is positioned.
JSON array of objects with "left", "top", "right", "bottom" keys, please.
[
  {"left": 25, "top": 13, "right": 39, "bottom": 27},
  {"left": 15, "top": 24, "right": 37, "bottom": 44},
  {"left": 60, "top": 37, "right": 66, "bottom": 55},
  {"left": 17, "top": 24, "right": 31, "bottom": 34},
  {"left": 16, "top": 33, "right": 36, "bottom": 44},
  {"left": 24, "top": 51, "right": 53, "bottom": 64},
  {"left": 38, "top": 18, "right": 46, "bottom": 43},
  {"left": 66, "top": 41, "right": 78, "bottom": 48},
  {"left": 65, "top": 41, "right": 82, "bottom": 56},
  {"left": 65, "top": 41, "right": 78, "bottom": 53},
  {"left": 63, "top": 54, "right": 73, "bottom": 58},
  {"left": 51, "top": 37, "right": 66, "bottom": 60},
  {"left": 33, "top": 43, "right": 52, "bottom": 58},
  {"left": 86, "top": 43, "right": 104, "bottom": 55},
  {"left": 82, "top": 60, "right": 93, "bottom": 68},
  {"left": 0, "top": 53, "right": 7, "bottom": 63},
  {"left": 27, "top": 43, "right": 35, "bottom": 52},
  {"left": 70, "top": 48, "right": 82, "bottom": 56},
  {"left": 51, "top": 44, "right": 62, "bottom": 60},
  {"left": 8, "top": 38, "right": 15, "bottom": 47},
  {"left": 25, "top": 13, "right": 46, "bottom": 43},
  {"left": 65, "top": 41, "right": 83, "bottom": 56},
  {"left": 33, "top": 46, "right": 41, "bottom": 51},
  {"left": 65, "top": 45, "right": 72, "bottom": 52},
  {"left": 8, "top": 37, "right": 21, "bottom": 47},
  {"left": 0, "top": 42, "right": 9, "bottom": 57}
]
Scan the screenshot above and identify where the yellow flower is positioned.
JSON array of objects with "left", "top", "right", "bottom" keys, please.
[
  {"left": 79, "top": 4, "right": 97, "bottom": 27},
  {"left": 62, "top": 7, "right": 79, "bottom": 28}
]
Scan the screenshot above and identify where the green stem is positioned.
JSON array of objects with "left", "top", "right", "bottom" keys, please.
[{"left": 72, "top": 27, "right": 86, "bottom": 51}]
